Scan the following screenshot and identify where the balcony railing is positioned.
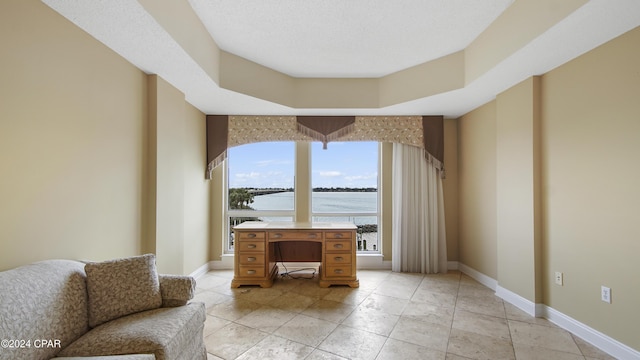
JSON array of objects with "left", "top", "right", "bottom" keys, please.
[{"left": 227, "top": 213, "right": 379, "bottom": 253}]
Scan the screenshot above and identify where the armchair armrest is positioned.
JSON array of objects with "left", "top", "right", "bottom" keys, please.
[{"left": 158, "top": 274, "right": 196, "bottom": 307}]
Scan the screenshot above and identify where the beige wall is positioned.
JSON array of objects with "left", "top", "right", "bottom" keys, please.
[
  {"left": 457, "top": 26, "right": 640, "bottom": 351},
  {"left": 540, "top": 26, "right": 640, "bottom": 350},
  {"left": 148, "top": 75, "right": 186, "bottom": 274},
  {"left": 0, "top": 0, "right": 210, "bottom": 276},
  {"left": 0, "top": 0, "right": 147, "bottom": 270},
  {"left": 457, "top": 102, "right": 498, "bottom": 278},
  {"left": 496, "top": 77, "right": 542, "bottom": 303},
  {"left": 183, "top": 103, "right": 211, "bottom": 275}
]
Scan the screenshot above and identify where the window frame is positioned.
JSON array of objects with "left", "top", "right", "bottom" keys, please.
[
  {"left": 224, "top": 141, "right": 381, "bottom": 254},
  {"left": 224, "top": 141, "right": 296, "bottom": 253},
  {"left": 310, "top": 141, "right": 381, "bottom": 253}
]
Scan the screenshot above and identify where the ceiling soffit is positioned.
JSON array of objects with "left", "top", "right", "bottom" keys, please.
[
  {"left": 40, "top": 0, "right": 640, "bottom": 116},
  {"left": 188, "top": 0, "right": 514, "bottom": 78},
  {"left": 139, "top": 0, "right": 585, "bottom": 109},
  {"left": 131, "top": 0, "right": 479, "bottom": 108}
]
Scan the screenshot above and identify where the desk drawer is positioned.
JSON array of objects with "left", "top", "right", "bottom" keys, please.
[
  {"left": 237, "top": 265, "right": 265, "bottom": 278},
  {"left": 326, "top": 240, "right": 352, "bottom": 252},
  {"left": 326, "top": 265, "right": 353, "bottom": 277},
  {"left": 237, "top": 231, "right": 265, "bottom": 240},
  {"left": 325, "top": 231, "right": 353, "bottom": 240},
  {"left": 269, "top": 231, "right": 322, "bottom": 240},
  {"left": 239, "top": 254, "right": 265, "bottom": 265},
  {"left": 237, "top": 241, "right": 265, "bottom": 252},
  {"left": 326, "top": 253, "right": 352, "bottom": 266}
]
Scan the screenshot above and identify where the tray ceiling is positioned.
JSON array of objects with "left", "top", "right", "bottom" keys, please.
[{"left": 42, "top": 0, "right": 640, "bottom": 117}]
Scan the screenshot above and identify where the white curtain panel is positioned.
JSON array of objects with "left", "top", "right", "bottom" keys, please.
[{"left": 392, "top": 143, "right": 447, "bottom": 274}]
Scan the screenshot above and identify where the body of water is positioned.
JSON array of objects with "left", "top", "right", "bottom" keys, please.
[{"left": 251, "top": 191, "right": 377, "bottom": 226}]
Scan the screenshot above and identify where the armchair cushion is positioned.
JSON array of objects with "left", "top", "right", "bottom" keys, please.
[
  {"left": 57, "top": 303, "right": 206, "bottom": 360},
  {"left": 85, "top": 254, "right": 161, "bottom": 328}
]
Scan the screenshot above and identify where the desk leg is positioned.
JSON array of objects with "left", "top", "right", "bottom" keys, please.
[
  {"left": 319, "top": 278, "right": 360, "bottom": 288},
  {"left": 318, "top": 265, "right": 360, "bottom": 288}
]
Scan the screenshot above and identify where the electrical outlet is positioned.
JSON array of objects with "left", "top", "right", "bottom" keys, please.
[
  {"left": 555, "top": 272, "right": 563, "bottom": 286},
  {"left": 601, "top": 286, "right": 611, "bottom": 303}
]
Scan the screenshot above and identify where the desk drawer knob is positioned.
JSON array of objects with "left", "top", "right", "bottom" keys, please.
[
  {"left": 334, "top": 269, "right": 344, "bottom": 274},
  {"left": 335, "top": 233, "right": 343, "bottom": 238},
  {"left": 247, "top": 257, "right": 256, "bottom": 262},
  {"left": 273, "top": 233, "right": 282, "bottom": 238},
  {"left": 247, "top": 233, "right": 257, "bottom": 238},
  {"left": 308, "top": 233, "right": 318, "bottom": 239},
  {"left": 334, "top": 256, "right": 344, "bottom": 261},
  {"left": 247, "top": 244, "right": 257, "bottom": 249},
  {"left": 333, "top": 244, "right": 343, "bottom": 249},
  {"left": 247, "top": 270, "right": 256, "bottom": 275}
]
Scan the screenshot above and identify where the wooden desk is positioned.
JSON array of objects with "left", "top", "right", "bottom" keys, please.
[{"left": 231, "top": 222, "right": 359, "bottom": 288}]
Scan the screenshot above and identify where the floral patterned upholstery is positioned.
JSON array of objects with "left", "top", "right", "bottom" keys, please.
[
  {"left": 54, "top": 356, "right": 155, "bottom": 360},
  {"left": 85, "top": 254, "right": 162, "bottom": 328},
  {"left": 158, "top": 275, "right": 196, "bottom": 308},
  {"left": 0, "top": 260, "right": 89, "bottom": 360},
  {"left": 57, "top": 304, "right": 206, "bottom": 360},
  {"left": 0, "top": 258, "right": 206, "bottom": 360}
]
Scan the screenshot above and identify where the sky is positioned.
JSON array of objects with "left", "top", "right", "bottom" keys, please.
[{"left": 228, "top": 141, "right": 378, "bottom": 189}]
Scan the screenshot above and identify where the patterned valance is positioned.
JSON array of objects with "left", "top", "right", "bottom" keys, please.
[
  {"left": 297, "top": 116, "right": 355, "bottom": 149},
  {"left": 206, "top": 115, "right": 443, "bottom": 179}
]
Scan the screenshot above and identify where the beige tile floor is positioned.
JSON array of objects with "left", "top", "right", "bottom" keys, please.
[{"left": 194, "top": 269, "right": 616, "bottom": 360}]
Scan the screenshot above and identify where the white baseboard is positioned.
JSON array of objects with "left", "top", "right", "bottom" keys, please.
[
  {"left": 210, "top": 256, "right": 234, "bottom": 270},
  {"left": 495, "top": 285, "right": 538, "bottom": 317},
  {"left": 188, "top": 262, "right": 211, "bottom": 279},
  {"left": 459, "top": 263, "right": 639, "bottom": 360},
  {"left": 458, "top": 262, "right": 497, "bottom": 291},
  {"left": 357, "top": 254, "right": 391, "bottom": 270},
  {"left": 541, "top": 305, "right": 640, "bottom": 360}
]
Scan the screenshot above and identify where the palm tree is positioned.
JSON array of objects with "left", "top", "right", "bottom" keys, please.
[{"left": 229, "top": 188, "right": 254, "bottom": 210}]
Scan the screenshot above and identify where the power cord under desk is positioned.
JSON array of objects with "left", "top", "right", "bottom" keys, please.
[{"left": 275, "top": 242, "right": 317, "bottom": 280}]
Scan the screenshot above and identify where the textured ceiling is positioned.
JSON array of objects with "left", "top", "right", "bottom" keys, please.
[
  {"left": 41, "top": 0, "right": 640, "bottom": 118},
  {"left": 189, "top": 0, "right": 513, "bottom": 77}
]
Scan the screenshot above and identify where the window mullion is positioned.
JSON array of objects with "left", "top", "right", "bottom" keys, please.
[{"left": 294, "top": 141, "right": 312, "bottom": 223}]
